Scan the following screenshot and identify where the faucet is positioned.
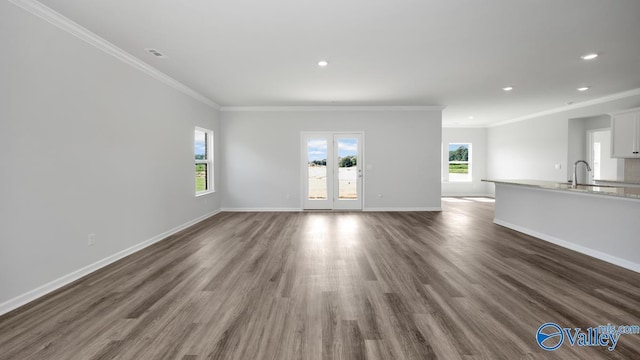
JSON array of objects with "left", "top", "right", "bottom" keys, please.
[{"left": 572, "top": 160, "right": 592, "bottom": 188}]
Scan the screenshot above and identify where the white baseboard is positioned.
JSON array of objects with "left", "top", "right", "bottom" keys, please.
[
  {"left": 0, "top": 209, "right": 222, "bottom": 317},
  {"left": 364, "top": 207, "right": 442, "bottom": 212},
  {"left": 221, "top": 208, "right": 302, "bottom": 212},
  {"left": 494, "top": 219, "right": 640, "bottom": 273},
  {"left": 441, "top": 193, "right": 493, "bottom": 197},
  {"left": 221, "top": 207, "right": 443, "bottom": 212}
]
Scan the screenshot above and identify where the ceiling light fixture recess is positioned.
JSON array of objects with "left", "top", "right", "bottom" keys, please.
[
  {"left": 145, "top": 48, "right": 166, "bottom": 58},
  {"left": 577, "top": 86, "right": 590, "bottom": 91},
  {"left": 581, "top": 53, "right": 598, "bottom": 60},
  {"left": 318, "top": 60, "right": 329, "bottom": 67},
  {"left": 502, "top": 86, "right": 514, "bottom": 91}
]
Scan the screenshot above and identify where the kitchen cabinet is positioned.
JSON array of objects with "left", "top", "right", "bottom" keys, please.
[{"left": 611, "top": 108, "right": 640, "bottom": 158}]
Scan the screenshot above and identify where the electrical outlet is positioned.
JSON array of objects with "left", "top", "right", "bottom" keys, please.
[{"left": 88, "top": 233, "right": 96, "bottom": 246}]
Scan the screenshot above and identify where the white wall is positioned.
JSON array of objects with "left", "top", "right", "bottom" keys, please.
[
  {"left": 567, "top": 118, "right": 587, "bottom": 182},
  {"left": 442, "top": 127, "right": 490, "bottom": 196},
  {"left": 0, "top": 2, "right": 221, "bottom": 309},
  {"left": 487, "top": 94, "right": 640, "bottom": 194},
  {"left": 220, "top": 110, "right": 442, "bottom": 210}
]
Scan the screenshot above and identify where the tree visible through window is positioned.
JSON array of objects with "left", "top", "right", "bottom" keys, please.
[
  {"left": 448, "top": 143, "right": 471, "bottom": 182},
  {"left": 195, "top": 127, "right": 214, "bottom": 194}
]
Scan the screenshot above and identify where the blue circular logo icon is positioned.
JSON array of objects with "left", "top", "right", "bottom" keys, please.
[{"left": 536, "top": 322, "right": 564, "bottom": 351}]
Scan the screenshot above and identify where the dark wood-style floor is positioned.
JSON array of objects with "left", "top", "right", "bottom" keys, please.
[{"left": 1, "top": 198, "right": 639, "bottom": 359}]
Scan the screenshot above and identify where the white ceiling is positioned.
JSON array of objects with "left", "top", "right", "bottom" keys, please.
[{"left": 35, "top": 0, "right": 640, "bottom": 126}]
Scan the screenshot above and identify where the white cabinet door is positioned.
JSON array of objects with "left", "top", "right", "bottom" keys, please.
[{"left": 611, "top": 110, "right": 640, "bottom": 158}]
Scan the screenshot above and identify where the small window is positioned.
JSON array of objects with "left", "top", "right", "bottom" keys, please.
[
  {"left": 448, "top": 143, "right": 471, "bottom": 182},
  {"left": 195, "top": 127, "right": 214, "bottom": 195}
]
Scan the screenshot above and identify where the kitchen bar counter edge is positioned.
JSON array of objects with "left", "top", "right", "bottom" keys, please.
[{"left": 482, "top": 180, "right": 640, "bottom": 273}]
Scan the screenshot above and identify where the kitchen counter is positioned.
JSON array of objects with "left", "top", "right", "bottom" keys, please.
[
  {"left": 594, "top": 179, "right": 640, "bottom": 187},
  {"left": 483, "top": 179, "right": 640, "bottom": 273},
  {"left": 482, "top": 179, "right": 640, "bottom": 200}
]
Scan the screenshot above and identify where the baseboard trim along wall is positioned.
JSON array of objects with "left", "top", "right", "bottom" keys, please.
[
  {"left": 494, "top": 219, "right": 640, "bottom": 273},
  {"left": 364, "top": 207, "right": 443, "bottom": 212},
  {"left": 441, "top": 193, "right": 494, "bottom": 198},
  {"left": 221, "top": 208, "right": 303, "bottom": 212},
  {"left": 0, "top": 210, "right": 222, "bottom": 317},
  {"left": 221, "top": 207, "right": 443, "bottom": 212}
]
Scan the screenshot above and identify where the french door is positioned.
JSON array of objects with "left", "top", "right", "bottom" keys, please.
[{"left": 302, "top": 132, "right": 363, "bottom": 210}]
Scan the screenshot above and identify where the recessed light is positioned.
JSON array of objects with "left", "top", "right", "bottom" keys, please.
[
  {"left": 318, "top": 60, "right": 329, "bottom": 67},
  {"left": 581, "top": 53, "right": 598, "bottom": 60},
  {"left": 468, "top": 116, "right": 474, "bottom": 120},
  {"left": 145, "top": 48, "right": 166, "bottom": 58},
  {"left": 502, "top": 86, "right": 514, "bottom": 91},
  {"left": 577, "top": 86, "right": 590, "bottom": 91}
]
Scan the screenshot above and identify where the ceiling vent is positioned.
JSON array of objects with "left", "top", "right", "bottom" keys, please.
[{"left": 145, "top": 48, "right": 166, "bottom": 58}]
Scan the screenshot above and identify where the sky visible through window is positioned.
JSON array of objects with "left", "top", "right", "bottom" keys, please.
[
  {"left": 449, "top": 143, "right": 468, "bottom": 153},
  {"left": 338, "top": 138, "right": 357, "bottom": 158},
  {"left": 195, "top": 131, "right": 206, "bottom": 159},
  {"left": 307, "top": 138, "right": 357, "bottom": 161},
  {"left": 307, "top": 139, "right": 327, "bottom": 161}
]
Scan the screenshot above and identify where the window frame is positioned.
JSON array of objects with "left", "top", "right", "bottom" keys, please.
[
  {"left": 447, "top": 142, "right": 472, "bottom": 182},
  {"left": 195, "top": 127, "right": 214, "bottom": 196}
]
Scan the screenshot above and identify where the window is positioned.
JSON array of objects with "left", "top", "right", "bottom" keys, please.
[
  {"left": 448, "top": 143, "right": 471, "bottom": 182},
  {"left": 195, "top": 127, "right": 214, "bottom": 194}
]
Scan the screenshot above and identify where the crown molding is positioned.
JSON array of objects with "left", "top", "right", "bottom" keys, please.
[
  {"left": 9, "top": 0, "right": 220, "bottom": 110},
  {"left": 442, "top": 123, "right": 488, "bottom": 129},
  {"left": 489, "top": 88, "right": 640, "bottom": 128},
  {"left": 220, "top": 105, "right": 446, "bottom": 112}
]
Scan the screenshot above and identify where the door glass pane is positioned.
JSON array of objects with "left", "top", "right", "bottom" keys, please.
[
  {"left": 308, "top": 139, "right": 327, "bottom": 200},
  {"left": 337, "top": 138, "right": 358, "bottom": 199}
]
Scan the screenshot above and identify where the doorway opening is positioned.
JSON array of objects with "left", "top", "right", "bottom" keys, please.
[
  {"left": 302, "top": 132, "right": 363, "bottom": 210},
  {"left": 587, "top": 128, "right": 618, "bottom": 182}
]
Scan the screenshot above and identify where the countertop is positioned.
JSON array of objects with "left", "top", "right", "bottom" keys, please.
[
  {"left": 594, "top": 179, "right": 640, "bottom": 186},
  {"left": 482, "top": 179, "right": 640, "bottom": 200}
]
